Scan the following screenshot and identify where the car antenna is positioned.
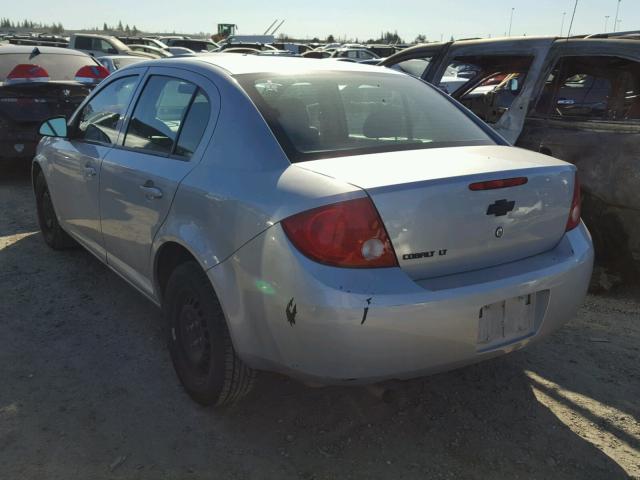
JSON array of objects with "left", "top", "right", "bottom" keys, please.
[
  {"left": 29, "top": 47, "right": 41, "bottom": 60},
  {"left": 566, "top": 0, "right": 579, "bottom": 41}
]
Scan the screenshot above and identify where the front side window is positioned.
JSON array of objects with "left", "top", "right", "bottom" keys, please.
[
  {"left": 124, "top": 76, "right": 209, "bottom": 157},
  {"left": 76, "top": 75, "right": 139, "bottom": 144},
  {"left": 237, "top": 72, "right": 494, "bottom": 162},
  {"left": 440, "top": 56, "right": 533, "bottom": 124}
]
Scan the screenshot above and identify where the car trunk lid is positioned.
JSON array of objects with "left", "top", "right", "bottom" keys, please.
[
  {"left": 0, "top": 82, "right": 89, "bottom": 125},
  {"left": 296, "top": 145, "right": 576, "bottom": 280}
]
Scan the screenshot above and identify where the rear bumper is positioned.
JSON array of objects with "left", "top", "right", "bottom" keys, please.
[{"left": 208, "top": 222, "right": 594, "bottom": 384}]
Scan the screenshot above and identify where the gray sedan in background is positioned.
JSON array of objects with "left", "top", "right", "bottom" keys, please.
[{"left": 32, "top": 56, "right": 593, "bottom": 406}]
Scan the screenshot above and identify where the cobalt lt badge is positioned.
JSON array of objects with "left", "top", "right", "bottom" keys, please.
[{"left": 495, "top": 226, "right": 504, "bottom": 238}]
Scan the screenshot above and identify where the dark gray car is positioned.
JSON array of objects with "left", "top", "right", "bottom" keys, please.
[{"left": 383, "top": 36, "right": 640, "bottom": 281}]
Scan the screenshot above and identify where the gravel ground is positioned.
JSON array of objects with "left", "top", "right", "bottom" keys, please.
[{"left": 1, "top": 172, "right": 638, "bottom": 479}]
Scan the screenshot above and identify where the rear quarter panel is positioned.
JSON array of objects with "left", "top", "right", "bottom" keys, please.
[{"left": 150, "top": 72, "right": 362, "bottom": 291}]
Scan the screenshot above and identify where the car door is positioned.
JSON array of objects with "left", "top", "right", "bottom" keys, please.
[
  {"left": 519, "top": 46, "right": 640, "bottom": 273},
  {"left": 46, "top": 72, "right": 143, "bottom": 260},
  {"left": 429, "top": 39, "right": 555, "bottom": 144},
  {"left": 99, "top": 67, "right": 218, "bottom": 295}
]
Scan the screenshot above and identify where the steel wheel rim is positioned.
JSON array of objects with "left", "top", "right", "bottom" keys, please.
[{"left": 177, "top": 294, "right": 211, "bottom": 374}]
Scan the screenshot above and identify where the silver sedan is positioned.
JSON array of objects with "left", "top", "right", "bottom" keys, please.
[{"left": 33, "top": 56, "right": 594, "bottom": 406}]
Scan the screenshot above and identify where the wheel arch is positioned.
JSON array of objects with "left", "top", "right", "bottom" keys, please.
[{"left": 153, "top": 240, "right": 207, "bottom": 303}]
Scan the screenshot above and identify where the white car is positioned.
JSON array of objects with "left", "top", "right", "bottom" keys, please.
[{"left": 97, "top": 55, "right": 147, "bottom": 73}]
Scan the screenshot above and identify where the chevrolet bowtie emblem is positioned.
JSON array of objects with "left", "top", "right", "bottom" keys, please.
[{"left": 486, "top": 199, "right": 515, "bottom": 217}]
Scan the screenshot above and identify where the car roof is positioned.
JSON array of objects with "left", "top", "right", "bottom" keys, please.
[
  {"left": 161, "top": 53, "right": 403, "bottom": 76},
  {"left": 0, "top": 45, "right": 89, "bottom": 56},
  {"left": 399, "top": 35, "right": 640, "bottom": 54},
  {"left": 97, "top": 55, "right": 145, "bottom": 60}
]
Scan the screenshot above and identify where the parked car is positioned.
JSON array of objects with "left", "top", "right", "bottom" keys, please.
[
  {"left": 219, "top": 42, "right": 277, "bottom": 52},
  {"left": 221, "top": 47, "right": 261, "bottom": 55},
  {"left": 331, "top": 48, "right": 379, "bottom": 60},
  {"left": 382, "top": 36, "right": 640, "bottom": 280},
  {"left": 128, "top": 44, "right": 172, "bottom": 58},
  {"left": 364, "top": 44, "right": 397, "bottom": 57},
  {"left": 97, "top": 55, "right": 147, "bottom": 73},
  {"left": 117, "top": 36, "right": 169, "bottom": 50},
  {"left": 301, "top": 50, "right": 332, "bottom": 59},
  {"left": 33, "top": 56, "right": 592, "bottom": 406},
  {"left": 0, "top": 45, "right": 108, "bottom": 167},
  {"left": 165, "top": 46, "right": 196, "bottom": 56},
  {"left": 70, "top": 33, "right": 155, "bottom": 59},
  {"left": 162, "top": 38, "right": 219, "bottom": 52}
]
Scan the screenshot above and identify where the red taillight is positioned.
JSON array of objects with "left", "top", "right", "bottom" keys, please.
[
  {"left": 6, "top": 64, "right": 50, "bottom": 84},
  {"left": 281, "top": 197, "right": 398, "bottom": 268},
  {"left": 469, "top": 177, "right": 528, "bottom": 191},
  {"left": 75, "top": 65, "right": 110, "bottom": 84},
  {"left": 566, "top": 173, "right": 581, "bottom": 231}
]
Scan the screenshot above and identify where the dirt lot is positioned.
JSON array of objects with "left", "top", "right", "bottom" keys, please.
[{"left": 0, "top": 172, "right": 638, "bottom": 479}]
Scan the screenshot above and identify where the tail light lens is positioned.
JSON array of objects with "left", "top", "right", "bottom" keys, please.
[
  {"left": 281, "top": 197, "right": 398, "bottom": 268},
  {"left": 75, "top": 65, "right": 110, "bottom": 84},
  {"left": 6, "top": 64, "right": 50, "bottom": 84},
  {"left": 566, "top": 173, "right": 581, "bottom": 231}
]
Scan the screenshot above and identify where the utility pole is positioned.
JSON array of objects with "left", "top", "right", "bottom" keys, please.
[
  {"left": 604, "top": 15, "right": 610, "bottom": 32},
  {"left": 567, "top": 0, "right": 579, "bottom": 38},
  {"left": 614, "top": 0, "right": 622, "bottom": 33},
  {"left": 560, "top": 11, "right": 567, "bottom": 36},
  {"left": 508, "top": 7, "right": 515, "bottom": 37}
]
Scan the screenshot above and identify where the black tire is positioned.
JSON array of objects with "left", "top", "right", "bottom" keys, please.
[
  {"left": 164, "top": 261, "right": 256, "bottom": 406},
  {"left": 34, "top": 171, "right": 76, "bottom": 250}
]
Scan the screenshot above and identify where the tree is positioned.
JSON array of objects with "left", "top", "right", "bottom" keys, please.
[
  {"left": 415, "top": 34, "right": 427, "bottom": 43},
  {"left": 327, "top": 34, "right": 335, "bottom": 43},
  {"left": 117, "top": 20, "right": 123, "bottom": 31},
  {"left": 132, "top": 25, "right": 139, "bottom": 35},
  {"left": 125, "top": 24, "right": 130, "bottom": 34},
  {"left": 103, "top": 22, "right": 108, "bottom": 31}
]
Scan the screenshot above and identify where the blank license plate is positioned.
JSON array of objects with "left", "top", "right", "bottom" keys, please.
[{"left": 477, "top": 294, "right": 536, "bottom": 350}]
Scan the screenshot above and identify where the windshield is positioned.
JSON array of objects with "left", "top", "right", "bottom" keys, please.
[{"left": 237, "top": 71, "right": 494, "bottom": 162}]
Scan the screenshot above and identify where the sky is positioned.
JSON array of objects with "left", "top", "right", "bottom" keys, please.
[{"left": 4, "top": 0, "right": 638, "bottom": 41}]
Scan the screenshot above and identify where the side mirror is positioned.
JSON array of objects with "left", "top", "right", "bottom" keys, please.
[
  {"left": 508, "top": 78, "right": 519, "bottom": 92},
  {"left": 39, "top": 117, "right": 68, "bottom": 138}
]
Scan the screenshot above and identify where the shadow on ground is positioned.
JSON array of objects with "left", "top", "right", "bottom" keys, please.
[{"left": 0, "top": 177, "right": 636, "bottom": 479}]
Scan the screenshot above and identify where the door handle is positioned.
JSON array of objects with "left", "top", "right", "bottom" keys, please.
[
  {"left": 83, "top": 165, "right": 97, "bottom": 178},
  {"left": 139, "top": 183, "right": 163, "bottom": 200}
]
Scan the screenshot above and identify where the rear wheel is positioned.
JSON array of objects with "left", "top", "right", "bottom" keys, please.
[
  {"left": 34, "top": 171, "right": 76, "bottom": 250},
  {"left": 164, "top": 261, "right": 256, "bottom": 406}
]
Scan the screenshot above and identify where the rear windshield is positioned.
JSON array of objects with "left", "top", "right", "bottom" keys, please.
[
  {"left": 237, "top": 71, "right": 494, "bottom": 162},
  {"left": 0, "top": 53, "right": 98, "bottom": 82}
]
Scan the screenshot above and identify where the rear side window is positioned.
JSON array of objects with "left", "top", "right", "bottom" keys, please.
[
  {"left": 0, "top": 53, "right": 99, "bottom": 81},
  {"left": 74, "top": 37, "right": 92, "bottom": 50},
  {"left": 535, "top": 56, "right": 640, "bottom": 121},
  {"left": 124, "top": 75, "right": 209, "bottom": 157},
  {"left": 175, "top": 91, "right": 211, "bottom": 158},
  {"left": 237, "top": 72, "right": 493, "bottom": 162},
  {"left": 76, "top": 75, "right": 139, "bottom": 144}
]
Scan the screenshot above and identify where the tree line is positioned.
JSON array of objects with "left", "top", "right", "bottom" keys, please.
[
  {"left": 0, "top": 18, "right": 140, "bottom": 36},
  {"left": 0, "top": 18, "right": 65, "bottom": 34}
]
